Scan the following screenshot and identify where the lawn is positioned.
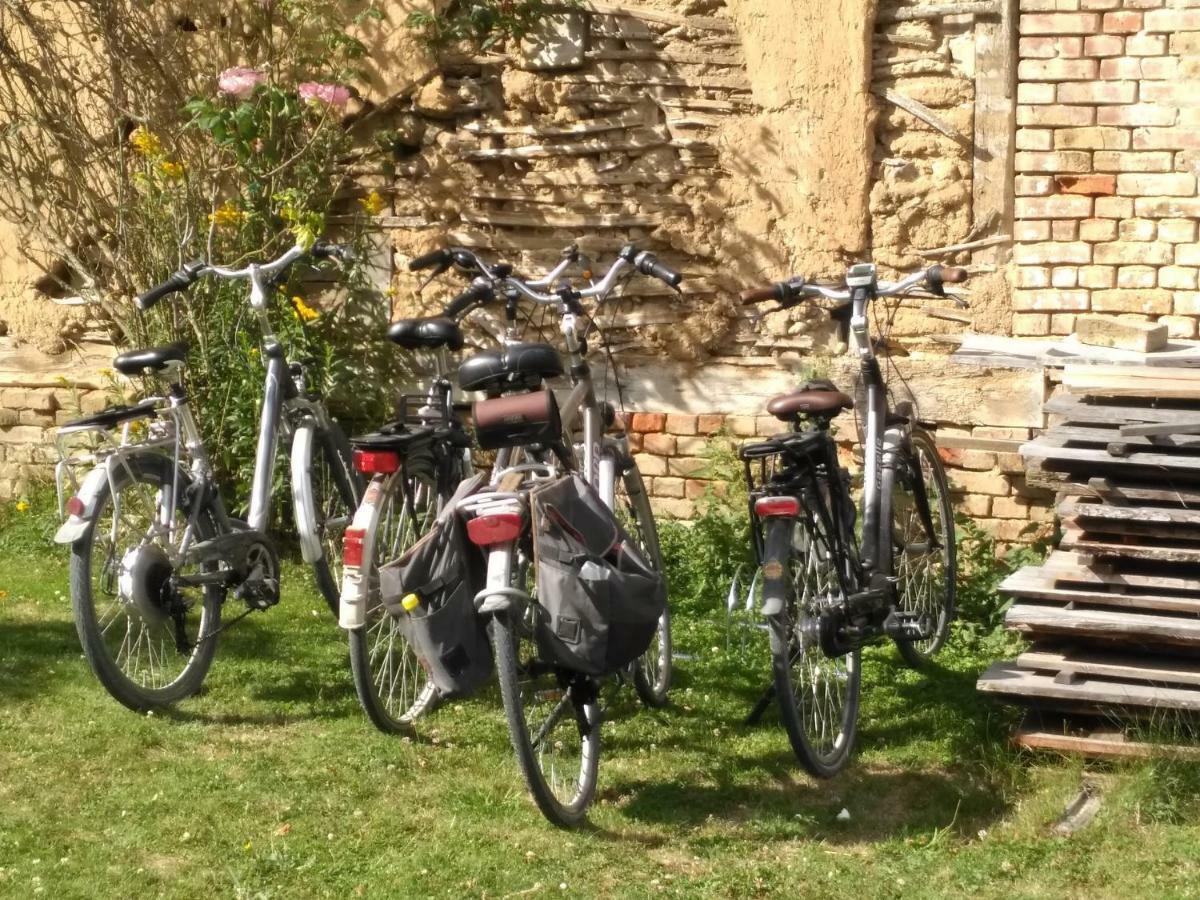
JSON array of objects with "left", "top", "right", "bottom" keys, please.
[{"left": 1, "top": 494, "right": 1198, "bottom": 899}]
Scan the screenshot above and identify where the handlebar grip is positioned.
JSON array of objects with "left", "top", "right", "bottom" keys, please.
[
  {"left": 443, "top": 281, "right": 494, "bottom": 318},
  {"left": 312, "top": 240, "right": 353, "bottom": 263},
  {"left": 739, "top": 285, "right": 783, "bottom": 305},
  {"left": 409, "top": 248, "right": 452, "bottom": 272},
  {"left": 135, "top": 261, "right": 204, "bottom": 311},
  {"left": 941, "top": 266, "right": 968, "bottom": 283},
  {"left": 636, "top": 253, "right": 683, "bottom": 288}
]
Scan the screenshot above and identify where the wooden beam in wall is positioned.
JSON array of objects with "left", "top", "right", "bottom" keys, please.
[{"left": 972, "top": 0, "right": 1017, "bottom": 266}]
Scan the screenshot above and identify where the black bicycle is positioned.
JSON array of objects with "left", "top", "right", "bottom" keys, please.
[{"left": 739, "top": 262, "right": 962, "bottom": 776}]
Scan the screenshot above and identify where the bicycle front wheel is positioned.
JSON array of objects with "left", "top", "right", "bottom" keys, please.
[
  {"left": 613, "top": 462, "right": 671, "bottom": 707},
  {"left": 293, "top": 419, "right": 361, "bottom": 616},
  {"left": 491, "top": 554, "right": 600, "bottom": 827},
  {"left": 890, "top": 428, "right": 956, "bottom": 666},
  {"left": 767, "top": 513, "right": 861, "bottom": 779},
  {"left": 69, "top": 452, "right": 222, "bottom": 711},
  {"left": 347, "top": 466, "right": 442, "bottom": 733}
]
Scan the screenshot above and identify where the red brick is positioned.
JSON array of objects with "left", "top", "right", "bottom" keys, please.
[
  {"left": 1141, "top": 81, "right": 1200, "bottom": 107},
  {"left": 1083, "top": 34, "right": 1124, "bottom": 56},
  {"left": 1054, "top": 126, "right": 1129, "bottom": 150},
  {"left": 1054, "top": 174, "right": 1117, "bottom": 195},
  {"left": 1019, "top": 35, "right": 1084, "bottom": 58},
  {"left": 1140, "top": 57, "right": 1178, "bottom": 80},
  {"left": 1096, "top": 105, "right": 1176, "bottom": 127},
  {"left": 1144, "top": 8, "right": 1200, "bottom": 32},
  {"left": 1016, "top": 194, "right": 1094, "bottom": 217},
  {"left": 1056, "top": 81, "right": 1137, "bottom": 104},
  {"left": 696, "top": 414, "right": 724, "bottom": 435},
  {"left": 1094, "top": 150, "right": 1173, "bottom": 171},
  {"left": 642, "top": 432, "right": 676, "bottom": 455},
  {"left": 1126, "top": 34, "right": 1166, "bottom": 56},
  {"left": 1132, "top": 128, "right": 1200, "bottom": 151},
  {"left": 1052, "top": 219, "right": 1079, "bottom": 241},
  {"left": 664, "top": 414, "right": 698, "bottom": 436},
  {"left": 1102, "top": 10, "right": 1142, "bottom": 32},
  {"left": 1018, "top": 58, "right": 1098, "bottom": 80},
  {"left": 630, "top": 412, "right": 666, "bottom": 433},
  {"left": 1021, "top": 12, "right": 1102, "bottom": 34}
]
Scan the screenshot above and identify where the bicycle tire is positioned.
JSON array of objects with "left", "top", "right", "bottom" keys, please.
[
  {"left": 889, "top": 428, "right": 957, "bottom": 666},
  {"left": 294, "top": 419, "right": 361, "bottom": 616},
  {"left": 347, "top": 462, "right": 446, "bottom": 734},
  {"left": 491, "top": 560, "right": 600, "bottom": 828},
  {"left": 613, "top": 463, "right": 672, "bottom": 707},
  {"left": 69, "top": 452, "right": 223, "bottom": 711},
  {"left": 766, "top": 511, "right": 862, "bottom": 779}
]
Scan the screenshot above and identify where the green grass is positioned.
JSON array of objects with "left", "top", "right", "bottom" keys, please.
[{"left": 1, "top": 494, "right": 1199, "bottom": 899}]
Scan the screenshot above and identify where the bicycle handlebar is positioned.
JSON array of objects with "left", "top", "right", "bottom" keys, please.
[
  {"left": 739, "top": 265, "right": 968, "bottom": 309},
  {"left": 134, "top": 240, "right": 352, "bottom": 312}
]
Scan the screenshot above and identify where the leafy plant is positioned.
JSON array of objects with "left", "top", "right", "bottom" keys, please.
[
  {"left": 955, "top": 514, "right": 1050, "bottom": 635},
  {"left": 407, "top": 0, "right": 571, "bottom": 49}
]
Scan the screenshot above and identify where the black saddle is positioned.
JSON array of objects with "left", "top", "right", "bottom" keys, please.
[
  {"left": 113, "top": 342, "right": 189, "bottom": 376},
  {"left": 458, "top": 342, "right": 563, "bottom": 394},
  {"left": 387, "top": 317, "right": 464, "bottom": 351}
]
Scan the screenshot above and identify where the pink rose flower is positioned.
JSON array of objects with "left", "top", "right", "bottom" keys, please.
[
  {"left": 298, "top": 81, "right": 351, "bottom": 109},
  {"left": 218, "top": 67, "right": 265, "bottom": 100}
]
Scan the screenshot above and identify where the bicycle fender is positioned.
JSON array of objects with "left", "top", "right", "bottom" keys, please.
[
  {"left": 290, "top": 423, "right": 322, "bottom": 564},
  {"left": 339, "top": 475, "right": 388, "bottom": 630},
  {"left": 53, "top": 463, "right": 111, "bottom": 544},
  {"left": 760, "top": 519, "right": 793, "bottom": 618}
]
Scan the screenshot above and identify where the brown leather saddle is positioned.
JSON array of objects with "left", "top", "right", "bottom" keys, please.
[{"left": 765, "top": 379, "right": 854, "bottom": 422}]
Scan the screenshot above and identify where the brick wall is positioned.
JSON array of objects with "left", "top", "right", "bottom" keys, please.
[{"left": 1014, "top": 4, "right": 1200, "bottom": 336}]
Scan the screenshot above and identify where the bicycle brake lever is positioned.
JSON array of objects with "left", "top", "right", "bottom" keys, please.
[{"left": 416, "top": 260, "right": 453, "bottom": 292}]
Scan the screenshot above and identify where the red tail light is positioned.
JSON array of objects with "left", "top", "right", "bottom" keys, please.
[
  {"left": 343, "top": 526, "right": 366, "bottom": 567},
  {"left": 466, "top": 512, "right": 523, "bottom": 546},
  {"left": 65, "top": 496, "right": 86, "bottom": 517},
  {"left": 755, "top": 496, "right": 800, "bottom": 518},
  {"left": 353, "top": 449, "right": 400, "bottom": 474}
]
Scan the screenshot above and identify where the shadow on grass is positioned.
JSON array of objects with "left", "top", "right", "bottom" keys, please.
[{"left": 0, "top": 619, "right": 81, "bottom": 703}]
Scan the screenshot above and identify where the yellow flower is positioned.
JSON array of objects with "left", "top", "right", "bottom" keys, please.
[
  {"left": 210, "top": 199, "right": 248, "bottom": 229},
  {"left": 15, "top": 499, "right": 29, "bottom": 513},
  {"left": 159, "top": 160, "right": 185, "bottom": 180},
  {"left": 292, "top": 296, "right": 319, "bottom": 322},
  {"left": 129, "top": 126, "right": 162, "bottom": 157},
  {"left": 358, "top": 189, "right": 386, "bottom": 216}
]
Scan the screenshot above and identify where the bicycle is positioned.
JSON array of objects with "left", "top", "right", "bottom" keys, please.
[
  {"left": 407, "top": 243, "right": 678, "bottom": 825},
  {"left": 53, "top": 241, "right": 362, "bottom": 712},
  {"left": 738, "top": 262, "right": 962, "bottom": 777},
  {"left": 339, "top": 246, "right": 600, "bottom": 733}
]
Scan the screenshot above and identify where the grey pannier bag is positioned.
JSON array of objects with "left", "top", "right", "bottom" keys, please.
[
  {"left": 378, "top": 475, "right": 491, "bottom": 697},
  {"left": 530, "top": 474, "right": 667, "bottom": 677}
]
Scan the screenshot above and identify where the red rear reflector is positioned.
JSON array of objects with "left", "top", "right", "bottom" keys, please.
[
  {"left": 466, "top": 512, "right": 523, "bottom": 546},
  {"left": 343, "top": 527, "right": 366, "bottom": 568},
  {"left": 755, "top": 496, "right": 800, "bottom": 517},
  {"left": 66, "top": 496, "right": 86, "bottom": 517},
  {"left": 353, "top": 449, "right": 400, "bottom": 475}
]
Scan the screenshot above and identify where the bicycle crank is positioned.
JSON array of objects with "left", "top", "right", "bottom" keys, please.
[
  {"left": 882, "top": 609, "right": 936, "bottom": 642},
  {"left": 233, "top": 540, "right": 280, "bottom": 611}
]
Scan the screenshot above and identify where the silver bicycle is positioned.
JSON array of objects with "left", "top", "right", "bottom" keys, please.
[{"left": 53, "top": 241, "right": 361, "bottom": 712}]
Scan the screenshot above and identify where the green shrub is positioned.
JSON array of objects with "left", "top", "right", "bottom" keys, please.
[{"left": 955, "top": 515, "right": 1051, "bottom": 635}]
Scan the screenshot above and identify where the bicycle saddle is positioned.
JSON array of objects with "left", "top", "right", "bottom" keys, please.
[
  {"left": 113, "top": 342, "right": 189, "bottom": 376},
  {"left": 387, "top": 317, "right": 464, "bottom": 352},
  {"left": 766, "top": 380, "right": 854, "bottom": 421},
  {"left": 458, "top": 342, "right": 563, "bottom": 394}
]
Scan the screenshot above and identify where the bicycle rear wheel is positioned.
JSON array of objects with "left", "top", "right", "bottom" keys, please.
[
  {"left": 890, "top": 428, "right": 956, "bottom": 666},
  {"left": 766, "top": 510, "right": 861, "bottom": 778},
  {"left": 612, "top": 462, "right": 671, "bottom": 707},
  {"left": 491, "top": 553, "right": 600, "bottom": 827},
  {"left": 348, "top": 465, "right": 442, "bottom": 733}
]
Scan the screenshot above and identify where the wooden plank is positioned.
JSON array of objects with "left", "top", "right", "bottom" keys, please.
[
  {"left": 1001, "top": 568, "right": 1200, "bottom": 615},
  {"left": 1014, "top": 726, "right": 1200, "bottom": 759},
  {"left": 1045, "top": 424, "right": 1200, "bottom": 451},
  {"left": 1005, "top": 603, "right": 1200, "bottom": 647},
  {"left": 978, "top": 661, "right": 1200, "bottom": 709},
  {"left": 1122, "top": 419, "right": 1200, "bottom": 437},
  {"left": 1063, "top": 364, "right": 1200, "bottom": 400},
  {"left": 1039, "top": 550, "right": 1200, "bottom": 590},
  {"left": 1021, "top": 441, "right": 1200, "bottom": 472},
  {"left": 972, "top": 0, "right": 1017, "bottom": 267},
  {"left": 1061, "top": 528, "right": 1200, "bottom": 564},
  {"left": 1019, "top": 648, "right": 1200, "bottom": 688},
  {"left": 1060, "top": 499, "right": 1200, "bottom": 528},
  {"left": 934, "top": 434, "right": 1026, "bottom": 452},
  {"left": 877, "top": 0, "right": 1002, "bottom": 23},
  {"left": 1046, "top": 394, "right": 1200, "bottom": 426}
]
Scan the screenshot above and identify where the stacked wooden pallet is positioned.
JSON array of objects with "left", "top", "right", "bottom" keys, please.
[{"left": 977, "top": 364, "right": 1200, "bottom": 756}]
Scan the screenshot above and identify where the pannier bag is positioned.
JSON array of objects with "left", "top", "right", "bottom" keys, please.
[
  {"left": 378, "top": 474, "right": 492, "bottom": 697},
  {"left": 530, "top": 474, "right": 667, "bottom": 676}
]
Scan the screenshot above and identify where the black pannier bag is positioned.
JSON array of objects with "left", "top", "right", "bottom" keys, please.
[
  {"left": 378, "top": 475, "right": 492, "bottom": 697},
  {"left": 530, "top": 474, "right": 667, "bottom": 676}
]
